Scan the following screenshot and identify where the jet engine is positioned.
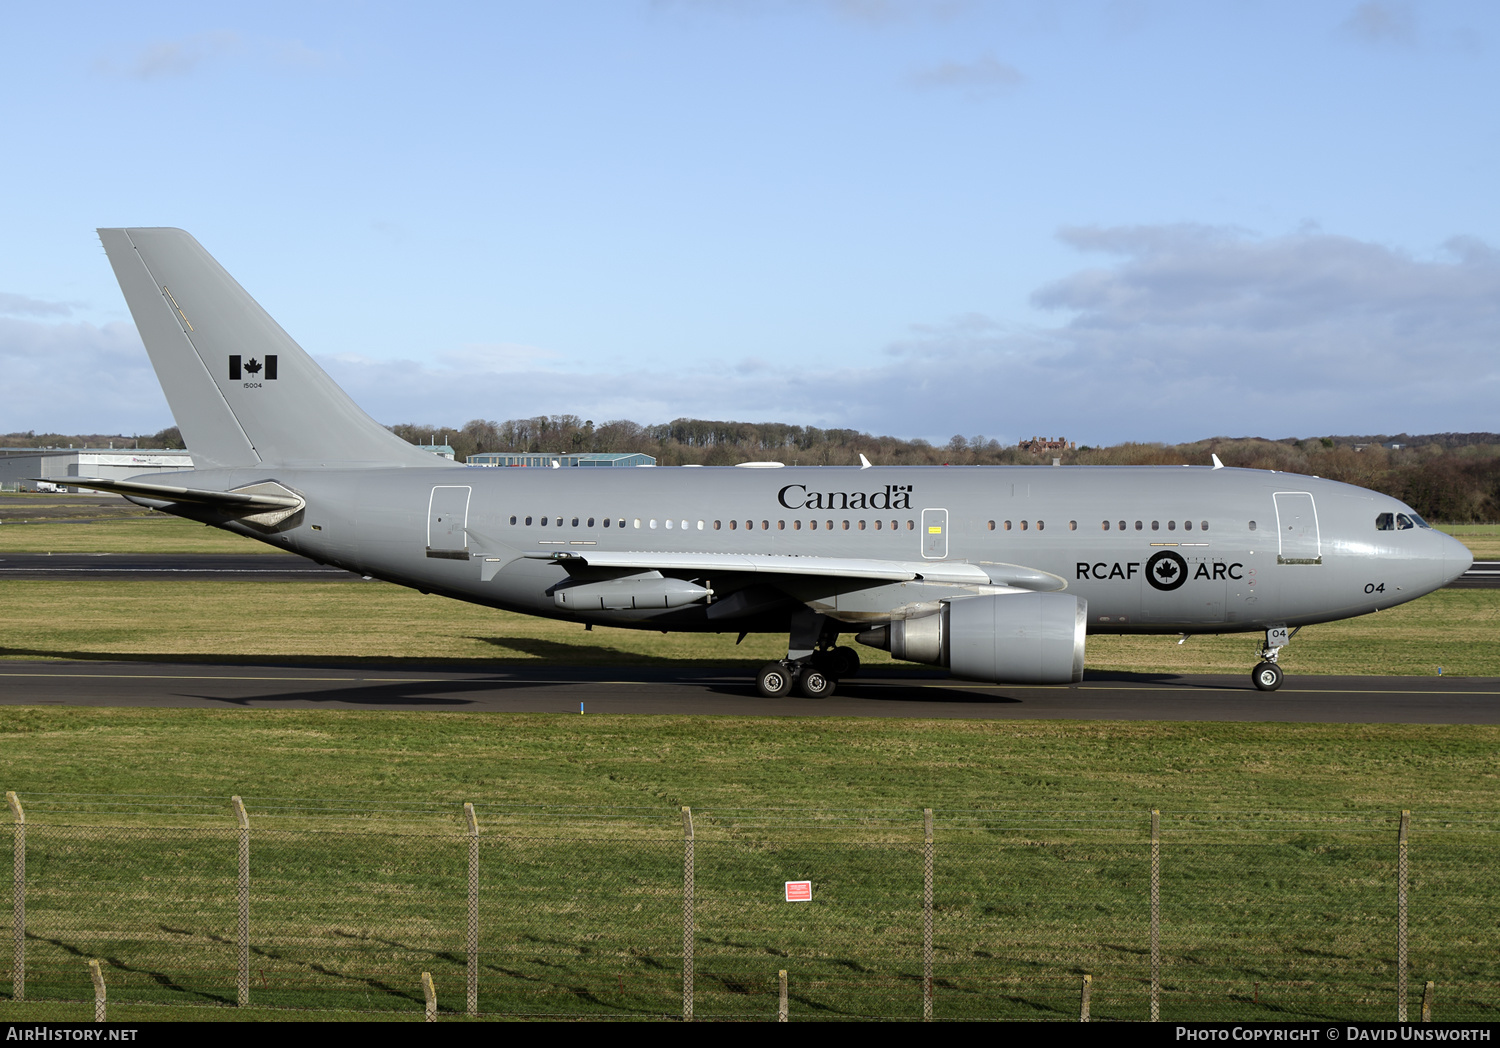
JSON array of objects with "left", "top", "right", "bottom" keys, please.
[{"left": 856, "top": 591, "right": 1087, "bottom": 684}]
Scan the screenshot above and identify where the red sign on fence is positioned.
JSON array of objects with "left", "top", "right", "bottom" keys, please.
[{"left": 784, "top": 880, "right": 812, "bottom": 902}]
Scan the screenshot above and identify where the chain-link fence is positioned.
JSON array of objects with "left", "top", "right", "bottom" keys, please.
[{"left": 2, "top": 794, "right": 1497, "bottom": 1020}]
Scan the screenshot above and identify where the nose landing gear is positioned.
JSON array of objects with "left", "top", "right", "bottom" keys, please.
[{"left": 1250, "top": 626, "right": 1298, "bottom": 691}]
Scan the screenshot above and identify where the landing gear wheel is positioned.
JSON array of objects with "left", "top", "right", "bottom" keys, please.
[
  {"left": 830, "top": 646, "right": 861, "bottom": 678},
  {"left": 798, "top": 668, "right": 836, "bottom": 699},
  {"left": 756, "top": 662, "right": 794, "bottom": 698},
  {"left": 1252, "top": 662, "right": 1284, "bottom": 692}
]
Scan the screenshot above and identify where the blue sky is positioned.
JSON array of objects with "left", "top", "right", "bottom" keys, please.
[{"left": 2, "top": 1, "right": 1497, "bottom": 445}]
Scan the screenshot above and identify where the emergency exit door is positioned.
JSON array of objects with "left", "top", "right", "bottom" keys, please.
[{"left": 921, "top": 508, "right": 948, "bottom": 559}]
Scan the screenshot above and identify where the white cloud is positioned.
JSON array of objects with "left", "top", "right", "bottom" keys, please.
[
  {"left": 910, "top": 53, "right": 1024, "bottom": 97},
  {"left": 0, "top": 293, "right": 76, "bottom": 318},
  {"left": 96, "top": 31, "right": 336, "bottom": 80},
  {"left": 1340, "top": 2, "right": 1417, "bottom": 47}
]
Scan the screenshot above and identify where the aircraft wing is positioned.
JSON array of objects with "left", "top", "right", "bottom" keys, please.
[{"left": 523, "top": 550, "right": 1064, "bottom": 590}]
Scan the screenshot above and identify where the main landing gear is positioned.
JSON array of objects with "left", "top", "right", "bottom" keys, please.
[
  {"left": 755, "top": 610, "right": 860, "bottom": 699},
  {"left": 1251, "top": 626, "right": 1298, "bottom": 692}
]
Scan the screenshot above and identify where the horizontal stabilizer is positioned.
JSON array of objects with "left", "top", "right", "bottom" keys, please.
[{"left": 63, "top": 477, "right": 305, "bottom": 527}]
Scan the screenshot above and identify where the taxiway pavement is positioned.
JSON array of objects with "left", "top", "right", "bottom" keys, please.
[{"left": 1, "top": 661, "right": 1496, "bottom": 723}]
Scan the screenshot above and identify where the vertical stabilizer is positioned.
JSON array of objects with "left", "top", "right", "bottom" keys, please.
[{"left": 99, "top": 227, "right": 444, "bottom": 469}]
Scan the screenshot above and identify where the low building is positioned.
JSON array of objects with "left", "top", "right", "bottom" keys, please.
[
  {"left": 0, "top": 448, "right": 195, "bottom": 492},
  {"left": 467, "top": 452, "right": 657, "bottom": 468}
]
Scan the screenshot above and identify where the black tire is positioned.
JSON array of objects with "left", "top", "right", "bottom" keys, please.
[
  {"left": 798, "top": 668, "right": 836, "bottom": 699},
  {"left": 756, "top": 662, "right": 794, "bottom": 698},
  {"left": 1252, "top": 662, "right": 1284, "bottom": 692},
  {"left": 831, "top": 646, "right": 861, "bottom": 678}
]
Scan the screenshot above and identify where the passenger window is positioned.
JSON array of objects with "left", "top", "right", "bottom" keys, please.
[
  {"left": 697, "top": 521, "right": 704, "bottom": 530},
  {"left": 714, "top": 520, "right": 721, "bottom": 530},
  {"left": 906, "top": 520, "right": 914, "bottom": 530},
  {"left": 1376, "top": 513, "right": 1394, "bottom": 531},
  {"left": 1168, "top": 521, "right": 1176, "bottom": 531},
  {"left": 762, "top": 521, "right": 770, "bottom": 530},
  {"left": 1184, "top": 520, "right": 1192, "bottom": 531},
  {"left": 1248, "top": 520, "right": 1257, "bottom": 531},
  {"left": 1004, "top": 520, "right": 1013, "bottom": 531},
  {"left": 1037, "top": 520, "right": 1045, "bottom": 531},
  {"left": 617, "top": 519, "right": 626, "bottom": 529},
  {"left": 603, "top": 518, "right": 611, "bottom": 528},
  {"left": 1201, "top": 521, "right": 1209, "bottom": 531},
  {"left": 1021, "top": 520, "right": 1029, "bottom": 531},
  {"left": 1135, "top": 521, "right": 1143, "bottom": 531},
  {"left": 842, "top": 521, "right": 850, "bottom": 530},
  {"left": 633, "top": 518, "right": 641, "bottom": 529},
  {"left": 987, "top": 520, "right": 995, "bottom": 531},
  {"left": 1101, "top": 521, "right": 1110, "bottom": 531},
  {"left": 1151, "top": 521, "right": 1159, "bottom": 531},
  {"left": 681, "top": 520, "right": 688, "bottom": 530},
  {"left": 809, "top": 520, "right": 818, "bottom": 530},
  {"left": 1069, "top": 521, "right": 1077, "bottom": 531},
  {"left": 859, "top": 520, "right": 866, "bottom": 530},
  {"left": 1118, "top": 521, "right": 1126, "bottom": 531},
  {"left": 572, "top": 517, "right": 579, "bottom": 527},
  {"left": 650, "top": 519, "right": 658, "bottom": 529},
  {"left": 729, "top": 520, "right": 737, "bottom": 530},
  {"left": 525, "top": 516, "right": 532, "bottom": 526},
  {"left": 793, "top": 520, "right": 802, "bottom": 530},
  {"left": 875, "top": 520, "right": 883, "bottom": 530},
  {"left": 777, "top": 520, "right": 785, "bottom": 530},
  {"left": 509, "top": 515, "right": 517, "bottom": 525}
]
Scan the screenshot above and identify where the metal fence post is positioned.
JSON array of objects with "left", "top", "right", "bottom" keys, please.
[
  {"left": 6, "top": 792, "right": 22, "bottom": 1003},
  {"left": 1150, "top": 808, "right": 1160, "bottom": 1022},
  {"left": 1397, "top": 810, "right": 1410, "bottom": 1022},
  {"left": 1421, "top": 980, "right": 1434, "bottom": 1022},
  {"left": 778, "top": 968, "right": 788, "bottom": 1022},
  {"left": 231, "top": 796, "right": 249, "bottom": 1008},
  {"left": 923, "top": 807, "right": 934, "bottom": 1022},
  {"left": 1081, "top": 973, "right": 1092, "bottom": 1022},
  {"left": 682, "top": 805, "right": 694, "bottom": 1022},
  {"left": 422, "top": 970, "right": 436, "bottom": 1021},
  {"left": 89, "top": 959, "right": 106, "bottom": 1023},
  {"left": 464, "top": 802, "right": 479, "bottom": 1017}
]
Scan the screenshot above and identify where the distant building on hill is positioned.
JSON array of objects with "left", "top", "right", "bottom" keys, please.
[
  {"left": 1017, "top": 436, "right": 1075, "bottom": 453},
  {"left": 467, "top": 452, "right": 657, "bottom": 468}
]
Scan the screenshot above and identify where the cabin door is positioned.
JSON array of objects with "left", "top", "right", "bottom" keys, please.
[
  {"left": 1273, "top": 492, "right": 1322, "bottom": 565},
  {"left": 427, "top": 485, "right": 472, "bottom": 559}
]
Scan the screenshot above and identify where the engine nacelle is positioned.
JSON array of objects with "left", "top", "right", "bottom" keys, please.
[{"left": 856, "top": 591, "right": 1087, "bottom": 684}]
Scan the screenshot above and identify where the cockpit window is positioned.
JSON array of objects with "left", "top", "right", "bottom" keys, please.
[
  {"left": 1376, "top": 512, "right": 1394, "bottom": 531},
  {"left": 1396, "top": 513, "right": 1414, "bottom": 530},
  {"left": 1409, "top": 513, "right": 1431, "bottom": 528}
]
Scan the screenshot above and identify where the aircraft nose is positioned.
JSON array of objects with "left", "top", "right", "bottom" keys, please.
[{"left": 1442, "top": 531, "right": 1475, "bottom": 585}]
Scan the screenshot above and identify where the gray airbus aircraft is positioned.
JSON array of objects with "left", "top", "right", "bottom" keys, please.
[{"left": 74, "top": 228, "right": 1472, "bottom": 698}]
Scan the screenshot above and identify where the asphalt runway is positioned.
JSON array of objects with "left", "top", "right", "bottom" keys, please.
[
  {"left": 0, "top": 552, "right": 361, "bottom": 580},
  {"left": 1, "top": 661, "right": 1497, "bottom": 723}
]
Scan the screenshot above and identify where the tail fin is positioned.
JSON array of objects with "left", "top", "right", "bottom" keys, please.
[{"left": 98, "top": 227, "right": 443, "bottom": 470}]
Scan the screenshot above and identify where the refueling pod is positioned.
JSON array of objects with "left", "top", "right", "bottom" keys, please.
[
  {"left": 857, "top": 591, "right": 1087, "bottom": 685},
  {"left": 553, "top": 572, "right": 713, "bottom": 612}
]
